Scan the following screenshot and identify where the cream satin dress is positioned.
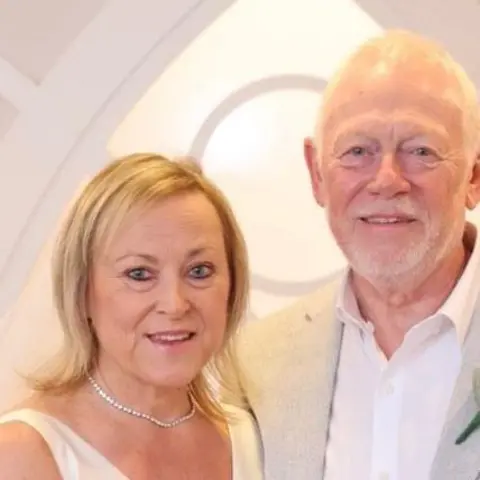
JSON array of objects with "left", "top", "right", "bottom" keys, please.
[{"left": 0, "top": 406, "right": 263, "bottom": 479}]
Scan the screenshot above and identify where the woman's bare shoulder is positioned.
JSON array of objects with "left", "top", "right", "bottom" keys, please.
[{"left": 0, "top": 417, "right": 62, "bottom": 479}]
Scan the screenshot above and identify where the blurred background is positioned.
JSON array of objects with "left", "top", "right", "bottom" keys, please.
[{"left": 0, "top": 0, "right": 479, "bottom": 406}]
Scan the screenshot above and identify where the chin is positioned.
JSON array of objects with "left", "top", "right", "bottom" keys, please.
[
  {"left": 349, "top": 248, "right": 426, "bottom": 278},
  {"left": 139, "top": 366, "right": 202, "bottom": 390},
  {"left": 134, "top": 343, "right": 215, "bottom": 389}
]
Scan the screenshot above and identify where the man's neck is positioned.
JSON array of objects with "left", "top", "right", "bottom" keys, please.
[{"left": 351, "top": 242, "right": 469, "bottom": 359}]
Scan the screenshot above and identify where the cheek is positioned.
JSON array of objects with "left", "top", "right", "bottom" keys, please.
[
  {"left": 199, "top": 283, "right": 230, "bottom": 338},
  {"left": 416, "top": 174, "right": 464, "bottom": 217},
  {"left": 90, "top": 288, "right": 147, "bottom": 342},
  {"left": 324, "top": 168, "right": 363, "bottom": 208}
]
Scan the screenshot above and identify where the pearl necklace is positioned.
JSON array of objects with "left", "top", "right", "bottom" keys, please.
[{"left": 87, "top": 374, "right": 196, "bottom": 428}]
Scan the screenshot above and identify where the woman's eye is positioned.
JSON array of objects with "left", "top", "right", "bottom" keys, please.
[
  {"left": 189, "top": 264, "right": 213, "bottom": 279},
  {"left": 126, "top": 268, "right": 152, "bottom": 282}
]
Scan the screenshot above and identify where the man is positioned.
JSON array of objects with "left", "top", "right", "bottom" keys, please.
[{"left": 234, "top": 30, "right": 480, "bottom": 479}]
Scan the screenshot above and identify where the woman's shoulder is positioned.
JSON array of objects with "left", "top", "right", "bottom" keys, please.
[
  {"left": 0, "top": 394, "right": 80, "bottom": 478},
  {"left": 0, "top": 413, "right": 62, "bottom": 479},
  {"left": 0, "top": 395, "right": 65, "bottom": 438}
]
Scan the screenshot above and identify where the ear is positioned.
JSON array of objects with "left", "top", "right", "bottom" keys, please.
[
  {"left": 303, "top": 137, "right": 326, "bottom": 207},
  {"left": 466, "top": 154, "right": 480, "bottom": 210}
]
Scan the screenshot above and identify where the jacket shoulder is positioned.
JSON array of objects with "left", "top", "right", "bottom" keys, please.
[{"left": 237, "top": 272, "right": 343, "bottom": 358}]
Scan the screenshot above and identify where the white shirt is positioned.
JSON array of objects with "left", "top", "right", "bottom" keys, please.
[{"left": 324, "top": 225, "right": 480, "bottom": 480}]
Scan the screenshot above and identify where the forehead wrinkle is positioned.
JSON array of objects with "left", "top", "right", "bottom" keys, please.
[
  {"left": 320, "top": 91, "right": 463, "bottom": 153},
  {"left": 328, "top": 111, "right": 449, "bottom": 141},
  {"left": 324, "top": 83, "right": 461, "bottom": 119}
]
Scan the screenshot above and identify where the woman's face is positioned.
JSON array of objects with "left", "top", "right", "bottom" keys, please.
[{"left": 87, "top": 192, "right": 231, "bottom": 388}]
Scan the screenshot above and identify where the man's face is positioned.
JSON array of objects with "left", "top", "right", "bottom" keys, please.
[{"left": 305, "top": 62, "right": 480, "bottom": 283}]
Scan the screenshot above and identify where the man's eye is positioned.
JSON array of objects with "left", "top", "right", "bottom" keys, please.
[
  {"left": 338, "top": 145, "right": 374, "bottom": 167},
  {"left": 189, "top": 264, "right": 213, "bottom": 279},
  {"left": 126, "top": 268, "right": 152, "bottom": 281},
  {"left": 412, "top": 146, "right": 434, "bottom": 156},
  {"left": 345, "top": 146, "right": 368, "bottom": 156}
]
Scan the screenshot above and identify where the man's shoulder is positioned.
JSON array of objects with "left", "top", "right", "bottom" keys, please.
[
  {"left": 237, "top": 272, "right": 343, "bottom": 350},
  {"left": 231, "top": 272, "right": 344, "bottom": 402}
]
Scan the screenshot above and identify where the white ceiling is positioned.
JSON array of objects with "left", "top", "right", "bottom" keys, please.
[
  {"left": 0, "top": 0, "right": 106, "bottom": 83},
  {"left": 0, "top": 94, "right": 17, "bottom": 136}
]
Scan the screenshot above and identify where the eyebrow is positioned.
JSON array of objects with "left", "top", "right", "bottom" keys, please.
[
  {"left": 329, "top": 130, "right": 377, "bottom": 153},
  {"left": 399, "top": 126, "right": 449, "bottom": 142},
  {"left": 114, "top": 247, "right": 212, "bottom": 264}
]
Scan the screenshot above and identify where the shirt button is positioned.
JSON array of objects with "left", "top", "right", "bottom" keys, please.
[
  {"left": 378, "top": 472, "right": 390, "bottom": 480},
  {"left": 383, "top": 382, "right": 395, "bottom": 395}
]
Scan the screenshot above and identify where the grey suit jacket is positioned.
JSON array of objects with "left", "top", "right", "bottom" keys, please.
[{"left": 235, "top": 275, "right": 480, "bottom": 480}]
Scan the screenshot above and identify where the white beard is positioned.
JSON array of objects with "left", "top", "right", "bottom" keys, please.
[{"left": 330, "top": 201, "right": 465, "bottom": 288}]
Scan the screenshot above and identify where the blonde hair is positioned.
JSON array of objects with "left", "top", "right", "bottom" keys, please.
[{"left": 31, "top": 153, "right": 249, "bottom": 424}]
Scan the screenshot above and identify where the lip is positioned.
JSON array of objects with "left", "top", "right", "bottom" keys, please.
[
  {"left": 146, "top": 330, "right": 197, "bottom": 347},
  {"left": 359, "top": 215, "right": 416, "bottom": 225},
  {"left": 146, "top": 329, "right": 196, "bottom": 337}
]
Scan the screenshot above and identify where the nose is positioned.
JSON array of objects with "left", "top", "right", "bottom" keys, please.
[
  {"left": 155, "top": 278, "right": 190, "bottom": 317},
  {"left": 366, "top": 153, "right": 410, "bottom": 198}
]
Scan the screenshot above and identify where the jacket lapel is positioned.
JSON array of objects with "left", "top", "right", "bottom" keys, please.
[
  {"left": 431, "top": 308, "right": 480, "bottom": 480},
  {"left": 255, "top": 280, "right": 343, "bottom": 480}
]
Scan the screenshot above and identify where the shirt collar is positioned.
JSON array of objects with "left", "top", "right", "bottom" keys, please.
[
  {"left": 438, "top": 222, "right": 480, "bottom": 343},
  {"left": 336, "top": 222, "right": 480, "bottom": 344}
]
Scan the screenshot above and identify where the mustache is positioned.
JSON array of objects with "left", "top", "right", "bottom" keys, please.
[{"left": 352, "top": 200, "right": 420, "bottom": 217}]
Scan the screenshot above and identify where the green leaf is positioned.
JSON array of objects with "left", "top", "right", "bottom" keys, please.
[{"left": 455, "top": 411, "right": 480, "bottom": 445}]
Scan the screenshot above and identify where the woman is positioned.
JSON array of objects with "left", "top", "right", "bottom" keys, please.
[{"left": 0, "top": 153, "right": 262, "bottom": 479}]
